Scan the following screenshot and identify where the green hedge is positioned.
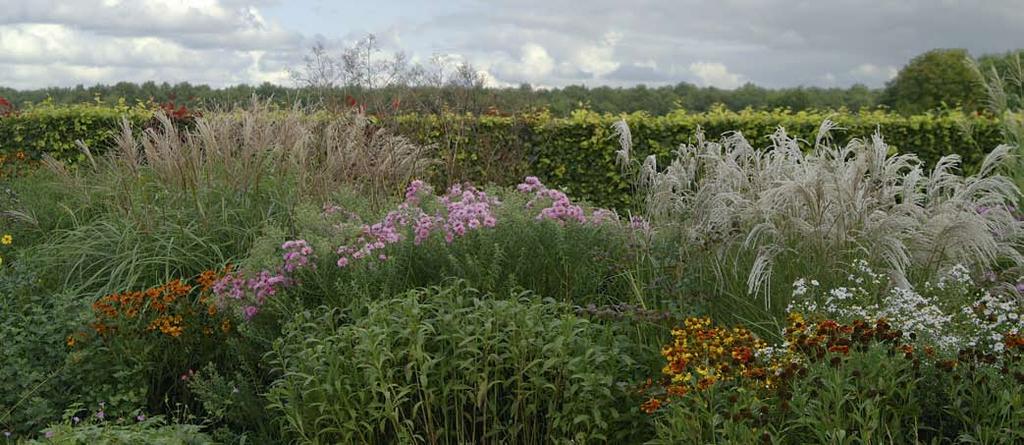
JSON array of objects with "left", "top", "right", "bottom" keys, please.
[
  {"left": 0, "top": 103, "right": 150, "bottom": 164},
  {"left": 1, "top": 106, "right": 1005, "bottom": 209},
  {"left": 397, "top": 108, "right": 1006, "bottom": 208}
]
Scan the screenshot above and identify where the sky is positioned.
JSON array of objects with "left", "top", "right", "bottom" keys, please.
[{"left": 1, "top": 0, "right": 1023, "bottom": 90}]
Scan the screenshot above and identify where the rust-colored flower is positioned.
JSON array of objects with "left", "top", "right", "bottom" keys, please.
[{"left": 641, "top": 398, "right": 663, "bottom": 414}]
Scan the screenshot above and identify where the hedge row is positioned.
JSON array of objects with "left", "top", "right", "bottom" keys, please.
[
  {"left": 0, "top": 103, "right": 151, "bottom": 164},
  {"left": 0, "top": 105, "right": 1006, "bottom": 208},
  {"left": 397, "top": 109, "right": 1006, "bottom": 208}
]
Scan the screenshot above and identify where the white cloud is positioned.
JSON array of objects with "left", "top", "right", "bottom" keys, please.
[
  {"left": 688, "top": 61, "right": 744, "bottom": 89},
  {"left": 477, "top": 69, "right": 513, "bottom": 88},
  {"left": 850, "top": 63, "right": 899, "bottom": 82},
  {"left": 569, "top": 30, "right": 622, "bottom": 77},
  {"left": 0, "top": 0, "right": 301, "bottom": 88},
  {"left": 495, "top": 43, "right": 555, "bottom": 83},
  {"left": 2, "top": 0, "right": 1024, "bottom": 89}
]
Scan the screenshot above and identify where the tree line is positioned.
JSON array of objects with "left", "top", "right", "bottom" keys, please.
[{"left": 1, "top": 41, "right": 1021, "bottom": 116}]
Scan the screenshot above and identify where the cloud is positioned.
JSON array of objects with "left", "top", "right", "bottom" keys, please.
[
  {"left": 850, "top": 63, "right": 899, "bottom": 82},
  {"left": 568, "top": 31, "right": 621, "bottom": 78},
  {"left": 0, "top": 0, "right": 299, "bottom": 88},
  {"left": 494, "top": 43, "right": 555, "bottom": 84},
  {"left": 1, "top": 0, "right": 1023, "bottom": 89},
  {"left": 688, "top": 62, "right": 744, "bottom": 89}
]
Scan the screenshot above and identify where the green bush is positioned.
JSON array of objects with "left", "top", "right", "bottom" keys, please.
[
  {"left": 0, "top": 102, "right": 149, "bottom": 164},
  {"left": 267, "top": 282, "right": 651, "bottom": 444},
  {"left": 1, "top": 106, "right": 1005, "bottom": 209}
]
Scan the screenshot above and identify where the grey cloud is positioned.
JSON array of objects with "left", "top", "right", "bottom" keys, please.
[
  {"left": 406, "top": 0, "right": 1024, "bottom": 88},
  {"left": 1, "top": 0, "right": 1022, "bottom": 89}
]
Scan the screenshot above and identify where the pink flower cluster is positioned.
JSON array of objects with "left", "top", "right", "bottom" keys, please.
[
  {"left": 336, "top": 180, "right": 500, "bottom": 267},
  {"left": 282, "top": 240, "right": 316, "bottom": 273},
  {"left": 517, "top": 176, "right": 619, "bottom": 226},
  {"left": 336, "top": 209, "right": 407, "bottom": 267},
  {"left": 438, "top": 183, "right": 499, "bottom": 243},
  {"left": 213, "top": 270, "right": 291, "bottom": 320},
  {"left": 213, "top": 240, "right": 316, "bottom": 320}
]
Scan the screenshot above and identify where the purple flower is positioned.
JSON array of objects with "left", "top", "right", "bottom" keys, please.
[
  {"left": 136, "top": 414, "right": 146, "bottom": 422},
  {"left": 243, "top": 305, "right": 260, "bottom": 320},
  {"left": 72, "top": 416, "right": 80, "bottom": 424},
  {"left": 281, "top": 240, "right": 316, "bottom": 273},
  {"left": 95, "top": 410, "right": 105, "bottom": 420},
  {"left": 44, "top": 430, "right": 54, "bottom": 438}
]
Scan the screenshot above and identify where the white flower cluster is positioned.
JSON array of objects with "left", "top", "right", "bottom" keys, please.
[
  {"left": 787, "top": 262, "right": 1024, "bottom": 356},
  {"left": 960, "top": 291, "right": 1023, "bottom": 353}
]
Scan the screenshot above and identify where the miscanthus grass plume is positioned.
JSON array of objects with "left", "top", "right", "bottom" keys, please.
[{"left": 615, "top": 119, "right": 1024, "bottom": 308}]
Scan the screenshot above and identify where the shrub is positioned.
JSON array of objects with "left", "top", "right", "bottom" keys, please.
[
  {"left": 266, "top": 282, "right": 649, "bottom": 444},
  {"left": 0, "top": 101, "right": 150, "bottom": 164}
]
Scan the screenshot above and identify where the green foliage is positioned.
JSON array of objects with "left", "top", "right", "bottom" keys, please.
[
  {"left": 0, "top": 101, "right": 150, "bottom": 164},
  {"left": 267, "top": 282, "right": 651, "bottom": 444},
  {"left": 400, "top": 108, "right": 1005, "bottom": 210},
  {"left": 650, "top": 343, "right": 1024, "bottom": 444},
  {"left": 25, "top": 416, "right": 212, "bottom": 445},
  {"left": 0, "top": 262, "right": 87, "bottom": 435},
  {"left": 972, "top": 50, "right": 1024, "bottom": 196},
  {"left": 882, "top": 49, "right": 988, "bottom": 114}
]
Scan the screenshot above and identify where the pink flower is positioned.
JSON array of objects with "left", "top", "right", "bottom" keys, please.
[{"left": 243, "top": 305, "right": 260, "bottom": 320}]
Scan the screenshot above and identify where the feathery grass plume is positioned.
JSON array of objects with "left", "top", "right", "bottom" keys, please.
[
  {"left": 612, "top": 118, "right": 633, "bottom": 169},
  {"left": 968, "top": 53, "right": 1024, "bottom": 188},
  {"left": 90, "top": 98, "right": 434, "bottom": 208},
  {"left": 617, "top": 120, "right": 1024, "bottom": 308}
]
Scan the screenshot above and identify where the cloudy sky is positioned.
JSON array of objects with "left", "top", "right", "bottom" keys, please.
[{"left": 1, "top": 0, "right": 1022, "bottom": 90}]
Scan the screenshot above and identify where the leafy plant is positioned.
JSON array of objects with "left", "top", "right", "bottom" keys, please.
[{"left": 267, "top": 282, "right": 651, "bottom": 444}]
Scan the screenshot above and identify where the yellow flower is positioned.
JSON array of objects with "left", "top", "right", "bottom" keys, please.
[{"left": 1, "top": 234, "right": 11, "bottom": 245}]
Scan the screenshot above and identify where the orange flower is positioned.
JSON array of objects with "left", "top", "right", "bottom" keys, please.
[
  {"left": 731, "top": 346, "right": 753, "bottom": 364},
  {"left": 828, "top": 344, "right": 850, "bottom": 355},
  {"left": 641, "top": 398, "right": 663, "bottom": 414}
]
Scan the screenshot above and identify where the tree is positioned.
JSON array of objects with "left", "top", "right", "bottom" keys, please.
[
  {"left": 881, "top": 48, "right": 987, "bottom": 114},
  {"left": 289, "top": 41, "right": 342, "bottom": 95}
]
